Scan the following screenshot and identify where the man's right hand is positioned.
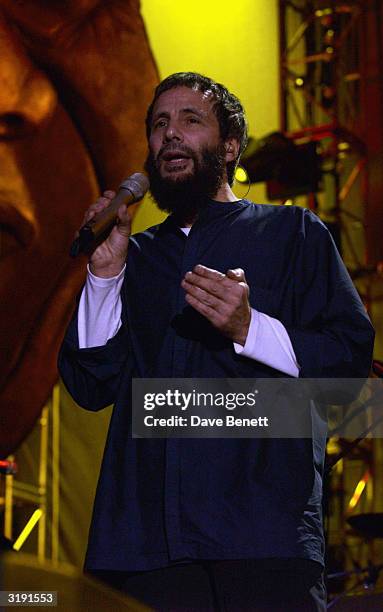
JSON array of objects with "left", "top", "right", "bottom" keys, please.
[{"left": 82, "top": 190, "right": 132, "bottom": 278}]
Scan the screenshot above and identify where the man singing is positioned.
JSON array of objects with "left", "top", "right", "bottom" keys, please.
[{"left": 59, "top": 72, "right": 374, "bottom": 610}]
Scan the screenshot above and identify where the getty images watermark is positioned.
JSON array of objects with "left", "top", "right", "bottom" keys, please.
[
  {"left": 142, "top": 388, "right": 268, "bottom": 429},
  {"left": 131, "top": 378, "right": 383, "bottom": 439}
]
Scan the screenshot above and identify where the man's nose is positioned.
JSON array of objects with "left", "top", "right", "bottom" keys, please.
[
  {"left": 0, "top": 14, "right": 57, "bottom": 140},
  {"left": 163, "top": 122, "right": 183, "bottom": 143}
]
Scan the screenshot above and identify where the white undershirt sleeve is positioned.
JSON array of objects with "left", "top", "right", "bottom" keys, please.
[
  {"left": 77, "top": 265, "right": 125, "bottom": 349},
  {"left": 233, "top": 308, "right": 300, "bottom": 377}
]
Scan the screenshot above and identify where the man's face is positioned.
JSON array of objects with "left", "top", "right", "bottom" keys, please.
[
  {"left": 0, "top": 0, "right": 158, "bottom": 456},
  {"left": 145, "top": 86, "right": 228, "bottom": 220},
  {"left": 149, "top": 86, "right": 222, "bottom": 179}
]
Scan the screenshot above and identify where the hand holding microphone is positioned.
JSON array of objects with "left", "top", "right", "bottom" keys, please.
[{"left": 70, "top": 172, "right": 149, "bottom": 278}]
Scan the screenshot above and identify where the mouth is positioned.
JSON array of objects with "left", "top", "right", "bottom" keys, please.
[
  {"left": 161, "top": 151, "right": 191, "bottom": 162},
  {"left": 161, "top": 151, "right": 190, "bottom": 165},
  {"left": 0, "top": 202, "right": 36, "bottom": 260},
  {"left": 159, "top": 151, "right": 192, "bottom": 173}
]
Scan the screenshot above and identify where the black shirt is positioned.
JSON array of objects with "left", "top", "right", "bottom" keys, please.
[{"left": 59, "top": 199, "right": 374, "bottom": 571}]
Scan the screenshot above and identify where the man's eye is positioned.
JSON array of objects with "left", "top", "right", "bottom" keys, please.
[
  {"left": 187, "top": 117, "right": 200, "bottom": 124},
  {"left": 154, "top": 120, "right": 167, "bottom": 129}
]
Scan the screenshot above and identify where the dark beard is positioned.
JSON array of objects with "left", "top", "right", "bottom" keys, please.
[{"left": 144, "top": 143, "right": 227, "bottom": 224}]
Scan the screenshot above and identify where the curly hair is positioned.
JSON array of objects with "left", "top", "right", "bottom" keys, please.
[{"left": 145, "top": 72, "right": 248, "bottom": 185}]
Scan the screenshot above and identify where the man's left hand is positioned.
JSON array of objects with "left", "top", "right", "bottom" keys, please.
[{"left": 181, "top": 264, "right": 251, "bottom": 346}]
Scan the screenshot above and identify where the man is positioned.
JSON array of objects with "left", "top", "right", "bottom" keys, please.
[
  {"left": 59, "top": 73, "right": 374, "bottom": 610},
  {"left": 0, "top": 0, "right": 157, "bottom": 456}
]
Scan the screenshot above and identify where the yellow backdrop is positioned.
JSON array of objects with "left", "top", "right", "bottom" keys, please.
[{"left": 133, "top": 0, "right": 280, "bottom": 232}]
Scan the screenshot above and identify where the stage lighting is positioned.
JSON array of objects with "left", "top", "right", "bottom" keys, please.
[
  {"left": 235, "top": 167, "right": 248, "bottom": 183},
  {"left": 240, "top": 132, "right": 322, "bottom": 199}
]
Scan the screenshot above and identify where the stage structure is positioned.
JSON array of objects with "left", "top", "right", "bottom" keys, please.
[
  {"left": 1, "top": 386, "right": 60, "bottom": 562},
  {"left": 279, "top": 0, "right": 383, "bottom": 602},
  {"left": 279, "top": 0, "right": 383, "bottom": 270}
]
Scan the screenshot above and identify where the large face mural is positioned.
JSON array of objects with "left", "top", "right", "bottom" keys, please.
[{"left": 0, "top": 0, "right": 158, "bottom": 456}]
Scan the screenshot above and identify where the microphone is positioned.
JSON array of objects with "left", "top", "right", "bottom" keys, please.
[{"left": 70, "top": 172, "right": 149, "bottom": 257}]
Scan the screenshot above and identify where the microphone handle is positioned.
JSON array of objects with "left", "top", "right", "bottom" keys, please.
[{"left": 70, "top": 186, "right": 136, "bottom": 257}]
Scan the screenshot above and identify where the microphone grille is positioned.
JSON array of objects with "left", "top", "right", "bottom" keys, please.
[{"left": 120, "top": 173, "right": 150, "bottom": 200}]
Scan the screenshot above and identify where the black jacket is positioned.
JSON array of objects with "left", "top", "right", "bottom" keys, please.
[{"left": 59, "top": 200, "right": 374, "bottom": 572}]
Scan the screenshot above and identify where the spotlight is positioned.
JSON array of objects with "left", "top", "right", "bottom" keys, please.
[{"left": 235, "top": 167, "right": 248, "bottom": 183}]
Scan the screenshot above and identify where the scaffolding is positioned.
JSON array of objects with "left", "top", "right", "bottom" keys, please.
[
  {"left": 279, "top": 0, "right": 383, "bottom": 597},
  {"left": 1, "top": 385, "right": 60, "bottom": 563},
  {"left": 278, "top": 0, "right": 380, "bottom": 273}
]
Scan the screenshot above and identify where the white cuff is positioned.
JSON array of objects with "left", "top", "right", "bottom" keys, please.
[
  {"left": 87, "top": 263, "right": 126, "bottom": 285},
  {"left": 234, "top": 308, "right": 300, "bottom": 377},
  {"left": 77, "top": 265, "right": 125, "bottom": 349}
]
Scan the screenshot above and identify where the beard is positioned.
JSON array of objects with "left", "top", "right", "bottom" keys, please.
[{"left": 144, "top": 142, "right": 227, "bottom": 224}]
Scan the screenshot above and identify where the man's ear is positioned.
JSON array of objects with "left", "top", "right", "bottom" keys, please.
[{"left": 224, "top": 138, "right": 240, "bottom": 162}]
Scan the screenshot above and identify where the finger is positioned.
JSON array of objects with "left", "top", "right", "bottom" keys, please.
[
  {"left": 183, "top": 270, "right": 240, "bottom": 302},
  {"left": 82, "top": 193, "right": 115, "bottom": 225},
  {"left": 115, "top": 204, "right": 132, "bottom": 237},
  {"left": 192, "top": 264, "right": 226, "bottom": 280},
  {"left": 117, "top": 203, "right": 131, "bottom": 223},
  {"left": 226, "top": 268, "right": 246, "bottom": 282},
  {"left": 191, "top": 264, "right": 248, "bottom": 293},
  {"left": 184, "top": 292, "right": 221, "bottom": 325},
  {"left": 103, "top": 190, "right": 116, "bottom": 199},
  {"left": 183, "top": 272, "right": 228, "bottom": 300},
  {"left": 182, "top": 278, "right": 222, "bottom": 308},
  {"left": 93, "top": 191, "right": 115, "bottom": 212}
]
